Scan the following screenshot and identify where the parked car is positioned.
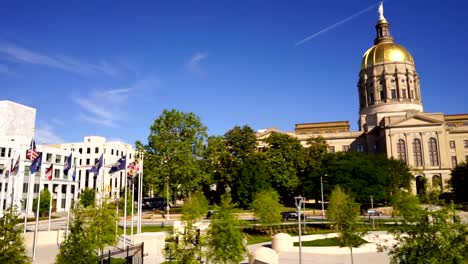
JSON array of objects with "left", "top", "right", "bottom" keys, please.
[
  {"left": 281, "top": 211, "right": 305, "bottom": 221},
  {"left": 365, "top": 209, "right": 383, "bottom": 216},
  {"left": 142, "top": 197, "right": 169, "bottom": 211}
]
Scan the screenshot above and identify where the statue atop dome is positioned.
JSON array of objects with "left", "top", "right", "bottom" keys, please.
[{"left": 378, "top": 2, "right": 386, "bottom": 21}]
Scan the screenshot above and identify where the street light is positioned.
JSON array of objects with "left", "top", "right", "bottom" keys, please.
[
  {"left": 320, "top": 174, "right": 327, "bottom": 223},
  {"left": 295, "top": 196, "right": 305, "bottom": 264}
]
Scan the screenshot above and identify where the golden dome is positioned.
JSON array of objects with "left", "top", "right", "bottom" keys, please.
[{"left": 361, "top": 42, "right": 414, "bottom": 70}]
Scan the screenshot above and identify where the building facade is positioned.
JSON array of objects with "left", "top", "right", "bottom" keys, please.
[
  {"left": 258, "top": 7, "right": 468, "bottom": 194},
  {"left": 0, "top": 100, "right": 135, "bottom": 217}
]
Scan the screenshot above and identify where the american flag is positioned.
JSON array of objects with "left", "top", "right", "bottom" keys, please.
[{"left": 26, "top": 139, "right": 39, "bottom": 160}]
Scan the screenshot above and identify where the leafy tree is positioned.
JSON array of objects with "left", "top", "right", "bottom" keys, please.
[
  {"left": 85, "top": 201, "right": 119, "bottom": 253},
  {"left": 146, "top": 109, "right": 208, "bottom": 198},
  {"left": 224, "top": 125, "right": 257, "bottom": 161},
  {"left": 33, "top": 188, "right": 51, "bottom": 216},
  {"left": 55, "top": 206, "right": 97, "bottom": 264},
  {"left": 165, "top": 192, "right": 208, "bottom": 263},
  {"left": 234, "top": 152, "right": 271, "bottom": 209},
  {"left": 251, "top": 190, "right": 283, "bottom": 234},
  {"left": 181, "top": 192, "right": 209, "bottom": 223},
  {"left": 80, "top": 188, "right": 96, "bottom": 207},
  {"left": 206, "top": 194, "right": 247, "bottom": 264},
  {"left": 263, "top": 132, "right": 304, "bottom": 202},
  {"left": 327, "top": 187, "right": 366, "bottom": 264},
  {"left": 203, "top": 135, "right": 232, "bottom": 204},
  {"left": 450, "top": 162, "right": 468, "bottom": 203},
  {"left": 381, "top": 201, "right": 468, "bottom": 263},
  {"left": 302, "top": 136, "right": 328, "bottom": 201},
  {"left": 0, "top": 207, "right": 30, "bottom": 264}
]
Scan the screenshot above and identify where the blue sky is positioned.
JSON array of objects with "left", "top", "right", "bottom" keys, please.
[{"left": 1, "top": 0, "right": 467, "bottom": 145}]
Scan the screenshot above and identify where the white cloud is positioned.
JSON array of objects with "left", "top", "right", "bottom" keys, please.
[
  {"left": 74, "top": 88, "right": 132, "bottom": 127},
  {"left": 36, "top": 122, "right": 64, "bottom": 144},
  {"left": 0, "top": 43, "right": 118, "bottom": 77},
  {"left": 185, "top": 52, "right": 208, "bottom": 75}
]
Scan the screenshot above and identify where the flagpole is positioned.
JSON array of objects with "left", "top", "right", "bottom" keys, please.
[
  {"left": 101, "top": 152, "right": 105, "bottom": 207},
  {"left": 32, "top": 161, "right": 43, "bottom": 260},
  {"left": 131, "top": 178, "right": 134, "bottom": 242},
  {"left": 123, "top": 152, "right": 128, "bottom": 248},
  {"left": 48, "top": 177, "right": 52, "bottom": 232},
  {"left": 65, "top": 164, "right": 74, "bottom": 239},
  {"left": 138, "top": 152, "right": 144, "bottom": 234},
  {"left": 24, "top": 170, "right": 34, "bottom": 233}
]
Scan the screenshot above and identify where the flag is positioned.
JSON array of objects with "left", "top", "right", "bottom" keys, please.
[
  {"left": 71, "top": 165, "right": 77, "bottom": 181},
  {"left": 10, "top": 156, "right": 20, "bottom": 176},
  {"left": 30, "top": 152, "right": 42, "bottom": 174},
  {"left": 87, "top": 154, "right": 103, "bottom": 179},
  {"left": 45, "top": 164, "right": 53, "bottom": 181},
  {"left": 127, "top": 160, "right": 140, "bottom": 180},
  {"left": 2, "top": 158, "right": 12, "bottom": 178},
  {"left": 109, "top": 156, "right": 126, "bottom": 174},
  {"left": 64, "top": 153, "right": 72, "bottom": 176},
  {"left": 26, "top": 139, "right": 39, "bottom": 160}
]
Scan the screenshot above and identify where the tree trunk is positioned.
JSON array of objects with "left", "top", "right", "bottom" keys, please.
[{"left": 350, "top": 247, "right": 354, "bottom": 264}]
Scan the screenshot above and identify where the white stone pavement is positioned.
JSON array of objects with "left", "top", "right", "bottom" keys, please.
[{"left": 246, "top": 231, "right": 394, "bottom": 264}]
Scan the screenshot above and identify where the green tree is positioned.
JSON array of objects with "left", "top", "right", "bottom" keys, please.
[
  {"left": 234, "top": 152, "right": 270, "bottom": 209},
  {"left": 203, "top": 135, "right": 232, "bottom": 204},
  {"left": 381, "top": 201, "right": 468, "bottom": 263},
  {"left": 33, "top": 188, "right": 51, "bottom": 216},
  {"left": 251, "top": 190, "right": 283, "bottom": 235},
  {"left": 85, "top": 202, "right": 119, "bottom": 253},
  {"left": 206, "top": 194, "right": 247, "bottom": 264},
  {"left": 146, "top": 109, "right": 208, "bottom": 199},
  {"left": 302, "top": 136, "right": 328, "bottom": 201},
  {"left": 165, "top": 192, "right": 208, "bottom": 263},
  {"left": 263, "top": 132, "right": 304, "bottom": 202},
  {"left": 0, "top": 207, "right": 30, "bottom": 264},
  {"left": 80, "top": 188, "right": 96, "bottom": 207},
  {"left": 450, "top": 162, "right": 468, "bottom": 203},
  {"left": 327, "top": 187, "right": 366, "bottom": 264},
  {"left": 55, "top": 206, "right": 97, "bottom": 264}
]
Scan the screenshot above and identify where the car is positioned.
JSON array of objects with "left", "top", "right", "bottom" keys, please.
[
  {"left": 281, "top": 211, "right": 305, "bottom": 221},
  {"left": 142, "top": 197, "right": 169, "bottom": 211},
  {"left": 366, "top": 209, "right": 383, "bottom": 216}
]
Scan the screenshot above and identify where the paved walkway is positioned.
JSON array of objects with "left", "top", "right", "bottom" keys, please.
[{"left": 246, "top": 231, "right": 393, "bottom": 264}]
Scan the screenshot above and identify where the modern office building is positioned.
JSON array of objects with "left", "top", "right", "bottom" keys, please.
[
  {"left": 0, "top": 100, "right": 134, "bottom": 217},
  {"left": 258, "top": 6, "right": 468, "bottom": 194}
]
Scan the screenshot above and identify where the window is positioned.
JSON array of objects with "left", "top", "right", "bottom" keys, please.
[
  {"left": 450, "top": 141, "right": 456, "bottom": 149},
  {"left": 79, "top": 148, "right": 82, "bottom": 154},
  {"left": 24, "top": 165, "right": 30, "bottom": 176},
  {"left": 46, "top": 153, "right": 53, "bottom": 162},
  {"left": 111, "top": 149, "right": 114, "bottom": 155},
  {"left": 55, "top": 155, "right": 61, "bottom": 164},
  {"left": 86, "top": 158, "right": 90, "bottom": 165},
  {"left": 410, "top": 90, "right": 414, "bottom": 99},
  {"left": 23, "top": 183, "right": 28, "bottom": 193},
  {"left": 401, "top": 89, "right": 407, "bottom": 99},
  {"left": 54, "top": 169, "right": 60, "bottom": 178},
  {"left": 356, "top": 144, "right": 364, "bottom": 152},
  {"left": 413, "top": 139, "right": 423, "bottom": 166},
  {"left": 87, "top": 148, "right": 91, "bottom": 154},
  {"left": 369, "top": 93, "right": 375, "bottom": 104},
  {"left": 451, "top": 156, "right": 458, "bottom": 167},
  {"left": 62, "top": 185, "right": 67, "bottom": 194},
  {"left": 342, "top": 145, "right": 350, "bottom": 152},
  {"left": 116, "top": 150, "right": 119, "bottom": 156},
  {"left": 61, "top": 199, "right": 66, "bottom": 209},
  {"left": 7, "top": 148, "right": 11, "bottom": 157},
  {"left": 328, "top": 146, "right": 335, "bottom": 153},
  {"left": 428, "top": 138, "right": 439, "bottom": 166},
  {"left": 391, "top": 89, "right": 397, "bottom": 99},
  {"left": 0, "top": 164, "right": 3, "bottom": 175},
  {"left": 34, "top": 184, "right": 39, "bottom": 193},
  {"left": 129, "top": 153, "right": 132, "bottom": 159},
  {"left": 95, "top": 147, "right": 99, "bottom": 153},
  {"left": 79, "top": 159, "right": 82, "bottom": 165},
  {"left": 464, "top": 140, "right": 468, "bottom": 148},
  {"left": 0, "top": 148, "right": 6, "bottom": 157},
  {"left": 397, "top": 139, "right": 407, "bottom": 162},
  {"left": 380, "top": 90, "right": 386, "bottom": 101}
]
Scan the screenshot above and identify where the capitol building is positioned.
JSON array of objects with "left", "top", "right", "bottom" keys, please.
[{"left": 258, "top": 7, "right": 468, "bottom": 194}]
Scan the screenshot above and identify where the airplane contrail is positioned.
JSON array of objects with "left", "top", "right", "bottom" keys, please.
[{"left": 295, "top": 2, "right": 380, "bottom": 46}]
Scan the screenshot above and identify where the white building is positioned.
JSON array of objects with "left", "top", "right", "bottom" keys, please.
[{"left": 0, "top": 100, "right": 135, "bottom": 217}]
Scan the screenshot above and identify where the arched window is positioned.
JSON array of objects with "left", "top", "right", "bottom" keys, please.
[
  {"left": 428, "top": 138, "right": 439, "bottom": 166},
  {"left": 412, "top": 139, "right": 423, "bottom": 166},
  {"left": 397, "top": 139, "right": 406, "bottom": 162}
]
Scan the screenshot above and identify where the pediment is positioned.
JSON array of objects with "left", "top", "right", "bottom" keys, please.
[{"left": 387, "top": 115, "right": 443, "bottom": 128}]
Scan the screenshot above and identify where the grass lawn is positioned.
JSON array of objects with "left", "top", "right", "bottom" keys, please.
[
  {"left": 244, "top": 234, "right": 272, "bottom": 245},
  {"left": 117, "top": 225, "right": 172, "bottom": 235},
  {"left": 109, "top": 258, "right": 128, "bottom": 264},
  {"left": 293, "top": 237, "right": 368, "bottom": 247}
]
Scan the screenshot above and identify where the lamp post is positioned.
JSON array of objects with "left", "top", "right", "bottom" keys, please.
[
  {"left": 320, "top": 174, "right": 327, "bottom": 223},
  {"left": 295, "top": 196, "right": 305, "bottom": 264},
  {"left": 370, "top": 195, "right": 375, "bottom": 229}
]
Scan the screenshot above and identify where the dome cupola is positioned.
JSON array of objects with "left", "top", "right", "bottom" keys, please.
[{"left": 357, "top": 3, "right": 423, "bottom": 132}]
